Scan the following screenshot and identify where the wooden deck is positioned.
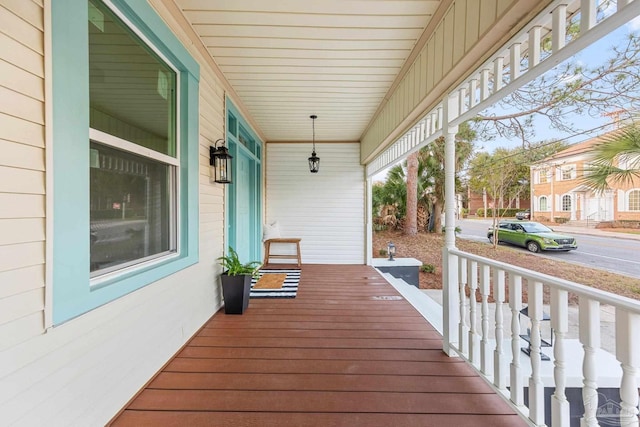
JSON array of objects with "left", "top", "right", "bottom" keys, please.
[{"left": 110, "top": 264, "right": 526, "bottom": 427}]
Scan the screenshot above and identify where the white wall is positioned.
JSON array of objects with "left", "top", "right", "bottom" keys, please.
[{"left": 265, "top": 143, "right": 365, "bottom": 264}]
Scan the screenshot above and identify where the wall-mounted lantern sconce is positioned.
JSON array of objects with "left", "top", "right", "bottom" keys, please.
[
  {"left": 308, "top": 114, "right": 320, "bottom": 173},
  {"left": 387, "top": 241, "right": 396, "bottom": 261},
  {"left": 209, "top": 139, "right": 233, "bottom": 184}
]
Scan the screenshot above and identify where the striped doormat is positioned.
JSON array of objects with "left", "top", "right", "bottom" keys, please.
[{"left": 250, "top": 269, "right": 300, "bottom": 298}]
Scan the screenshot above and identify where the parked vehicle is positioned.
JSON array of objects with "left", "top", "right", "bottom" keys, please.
[
  {"left": 487, "top": 220, "right": 577, "bottom": 253},
  {"left": 515, "top": 209, "right": 530, "bottom": 220}
]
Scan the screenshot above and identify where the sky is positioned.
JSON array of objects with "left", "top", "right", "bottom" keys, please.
[{"left": 373, "top": 10, "right": 640, "bottom": 183}]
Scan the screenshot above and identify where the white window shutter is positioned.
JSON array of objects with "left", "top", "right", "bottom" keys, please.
[
  {"left": 618, "top": 190, "right": 625, "bottom": 212},
  {"left": 571, "top": 166, "right": 577, "bottom": 179},
  {"left": 555, "top": 194, "right": 560, "bottom": 210}
]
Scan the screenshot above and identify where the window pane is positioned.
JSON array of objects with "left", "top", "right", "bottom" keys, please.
[
  {"left": 89, "top": 0, "right": 176, "bottom": 157},
  {"left": 562, "top": 195, "right": 572, "bottom": 211},
  {"left": 540, "top": 196, "right": 547, "bottom": 211},
  {"left": 539, "top": 170, "right": 548, "bottom": 183},
  {"left": 630, "top": 190, "right": 640, "bottom": 211},
  {"left": 90, "top": 142, "right": 174, "bottom": 273}
]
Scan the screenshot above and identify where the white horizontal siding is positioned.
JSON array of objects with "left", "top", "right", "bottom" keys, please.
[
  {"left": 266, "top": 142, "right": 365, "bottom": 264},
  {"left": 0, "top": 1, "right": 227, "bottom": 426}
]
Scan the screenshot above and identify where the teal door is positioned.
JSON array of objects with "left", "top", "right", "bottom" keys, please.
[
  {"left": 226, "top": 100, "right": 262, "bottom": 264},
  {"left": 235, "top": 152, "right": 252, "bottom": 262}
]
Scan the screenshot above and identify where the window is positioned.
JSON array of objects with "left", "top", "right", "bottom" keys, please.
[
  {"left": 538, "top": 169, "right": 548, "bottom": 184},
  {"left": 562, "top": 195, "right": 572, "bottom": 211},
  {"left": 89, "top": 0, "right": 178, "bottom": 276},
  {"left": 539, "top": 196, "right": 548, "bottom": 211},
  {"left": 560, "top": 166, "right": 575, "bottom": 181},
  {"left": 629, "top": 190, "right": 640, "bottom": 211},
  {"left": 51, "top": 0, "right": 200, "bottom": 324}
]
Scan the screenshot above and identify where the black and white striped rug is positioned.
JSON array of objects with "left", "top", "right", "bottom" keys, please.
[{"left": 250, "top": 269, "right": 300, "bottom": 298}]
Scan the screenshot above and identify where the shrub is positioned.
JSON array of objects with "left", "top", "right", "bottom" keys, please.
[
  {"left": 379, "top": 248, "right": 388, "bottom": 256},
  {"left": 420, "top": 264, "right": 435, "bottom": 273}
]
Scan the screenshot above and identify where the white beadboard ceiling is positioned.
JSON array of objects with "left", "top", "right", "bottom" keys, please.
[{"left": 174, "top": 0, "right": 442, "bottom": 142}]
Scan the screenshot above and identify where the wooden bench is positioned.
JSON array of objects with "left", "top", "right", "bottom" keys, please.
[{"left": 263, "top": 238, "right": 302, "bottom": 268}]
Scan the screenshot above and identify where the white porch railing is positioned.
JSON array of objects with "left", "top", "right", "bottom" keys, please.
[
  {"left": 366, "top": 0, "right": 640, "bottom": 179},
  {"left": 445, "top": 248, "right": 640, "bottom": 427}
]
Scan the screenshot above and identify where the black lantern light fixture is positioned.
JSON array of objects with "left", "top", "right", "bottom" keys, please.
[
  {"left": 387, "top": 241, "right": 396, "bottom": 261},
  {"left": 308, "top": 114, "right": 320, "bottom": 173},
  {"left": 209, "top": 139, "right": 233, "bottom": 184}
]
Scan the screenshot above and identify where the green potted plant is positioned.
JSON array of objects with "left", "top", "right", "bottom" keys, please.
[{"left": 217, "top": 247, "right": 261, "bottom": 314}]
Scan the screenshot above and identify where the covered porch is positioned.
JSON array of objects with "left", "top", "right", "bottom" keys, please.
[{"left": 110, "top": 264, "right": 524, "bottom": 426}]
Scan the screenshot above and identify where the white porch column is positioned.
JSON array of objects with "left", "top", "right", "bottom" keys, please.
[
  {"left": 442, "top": 93, "right": 460, "bottom": 356},
  {"left": 366, "top": 176, "right": 373, "bottom": 265},
  {"left": 580, "top": 193, "right": 586, "bottom": 220}
]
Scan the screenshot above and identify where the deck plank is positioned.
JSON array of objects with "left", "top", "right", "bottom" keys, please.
[{"left": 109, "top": 264, "right": 527, "bottom": 426}]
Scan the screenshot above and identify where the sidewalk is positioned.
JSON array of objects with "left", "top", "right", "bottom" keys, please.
[{"left": 551, "top": 224, "right": 640, "bottom": 241}]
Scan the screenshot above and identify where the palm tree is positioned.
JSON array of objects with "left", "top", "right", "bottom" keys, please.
[{"left": 581, "top": 126, "right": 640, "bottom": 193}]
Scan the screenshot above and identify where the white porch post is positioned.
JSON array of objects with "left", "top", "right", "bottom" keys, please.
[
  {"left": 366, "top": 176, "right": 373, "bottom": 265},
  {"left": 442, "top": 93, "right": 460, "bottom": 355}
]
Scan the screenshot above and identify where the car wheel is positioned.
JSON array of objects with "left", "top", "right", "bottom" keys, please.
[
  {"left": 527, "top": 241, "right": 541, "bottom": 253},
  {"left": 488, "top": 234, "right": 494, "bottom": 244}
]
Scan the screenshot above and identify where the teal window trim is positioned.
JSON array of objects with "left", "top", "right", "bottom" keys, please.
[
  {"left": 51, "top": 0, "right": 200, "bottom": 325},
  {"left": 225, "top": 99, "right": 263, "bottom": 262}
]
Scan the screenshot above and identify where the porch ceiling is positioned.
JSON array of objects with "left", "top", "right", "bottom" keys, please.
[{"left": 173, "top": 0, "right": 442, "bottom": 142}]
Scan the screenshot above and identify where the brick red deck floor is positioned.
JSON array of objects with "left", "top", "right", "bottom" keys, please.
[{"left": 110, "top": 264, "right": 526, "bottom": 427}]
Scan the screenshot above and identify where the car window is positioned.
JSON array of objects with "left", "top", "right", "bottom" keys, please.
[{"left": 521, "top": 223, "right": 553, "bottom": 233}]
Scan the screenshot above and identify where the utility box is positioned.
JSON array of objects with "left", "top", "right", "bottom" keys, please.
[{"left": 372, "top": 258, "right": 422, "bottom": 287}]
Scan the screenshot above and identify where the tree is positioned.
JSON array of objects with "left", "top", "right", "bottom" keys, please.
[
  {"left": 467, "top": 141, "right": 568, "bottom": 219},
  {"left": 581, "top": 125, "right": 640, "bottom": 192},
  {"left": 473, "top": 32, "right": 640, "bottom": 147},
  {"left": 417, "top": 123, "right": 475, "bottom": 233},
  {"left": 404, "top": 152, "right": 419, "bottom": 235}
]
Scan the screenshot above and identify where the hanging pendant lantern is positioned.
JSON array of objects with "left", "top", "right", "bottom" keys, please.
[{"left": 308, "top": 114, "right": 320, "bottom": 173}]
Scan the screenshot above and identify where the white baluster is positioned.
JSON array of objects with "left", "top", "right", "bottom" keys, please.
[
  {"left": 579, "top": 298, "right": 600, "bottom": 426},
  {"left": 468, "top": 260, "right": 480, "bottom": 365},
  {"left": 480, "top": 264, "right": 492, "bottom": 376},
  {"left": 580, "top": 0, "right": 596, "bottom": 33},
  {"left": 528, "top": 281, "right": 545, "bottom": 426},
  {"left": 615, "top": 308, "right": 640, "bottom": 427},
  {"left": 469, "top": 79, "right": 478, "bottom": 108},
  {"left": 493, "top": 57, "right": 504, "bottom": 93},
  {"left": 529, "top": 26, "right": 541, "bottom": 68},
  {"left": 458, "top": 257, "right": 469, "bottom": 355},
  {"left": 510, "top": 43, "right": 521, "bottom": 81},
  {"left": 480, "top": 69, "right": 490, "bottom": 101},
  {"left": 493, "top": 268, "right": 506, "bottom": 389},
  {"left": 551, "top": 288, "right": 569, "bottom": 427},
  {"left": 509, "top": 274, "right": 524, "bottom": 406},
  {"left": 552, "top": 4, "right": 567, "bottom": 53},
  {"left": 458, "top": 86, "right": 467, "bottom": 116}
]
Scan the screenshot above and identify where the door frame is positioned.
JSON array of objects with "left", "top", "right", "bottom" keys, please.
[{"left": 225, "top": 99, "right": 263, "bottom": 263}]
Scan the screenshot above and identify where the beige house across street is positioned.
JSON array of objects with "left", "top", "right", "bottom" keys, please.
[{"left": 531, "top": 131, "right": 640, "bottom": 224}]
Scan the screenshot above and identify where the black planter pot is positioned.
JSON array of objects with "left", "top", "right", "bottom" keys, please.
[{"left": 220, "top": 273, "right": 251, "bottom": 314}]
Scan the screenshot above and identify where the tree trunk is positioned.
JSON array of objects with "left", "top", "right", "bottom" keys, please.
[
  {"left": 433, "top": 199, "right": 442, "bottom": 234},
  {"left": 405, "top": 152, "right": 418, "bottom": 235}
]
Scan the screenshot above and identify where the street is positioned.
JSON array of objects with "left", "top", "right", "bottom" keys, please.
[{"left": 456, "top": 218, "right": 640, "bottom": 278}]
